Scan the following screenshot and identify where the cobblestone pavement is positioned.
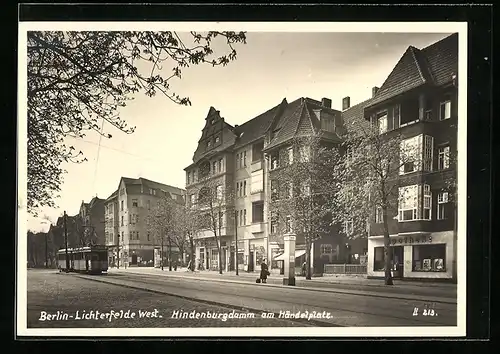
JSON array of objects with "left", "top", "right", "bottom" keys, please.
[{"left": 27, "top": 270, "right": 307, "bottom": 328}]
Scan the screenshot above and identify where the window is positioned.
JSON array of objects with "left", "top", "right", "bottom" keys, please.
[
  {"left": 216, "top": 185, "right": 223, "bottom": 200},
  {"left": 423, "top": 136, "right": 434, "bottom": 171},
  {"left": 375, "top": 207, "right": 383, "bottom": 224},
  {"left": 320, "top": 244, "right": 333, "bottom": 255},
  {"left": 212, "top": 161, "right": 217, "bottom": 174},
  {"left": 187, "top": 172, "right": 191, "bottom": 185},
  {"left": 190, "top": 194, "right": 196, "bottom": 206},
  {"left": 136, "top": 231, "right": 140, "bottom": 240},
  {"left": 147, "top": 200, "right": 151, "bottom": 210},
  {"left": 121, "top": 200, "right": 124, "bottom": 211},
  {"left": 378, "top": 112, "right": 388, "bottom": 134},
  {"left": 132, "top": 199, "right": 138, "bottom": 207},
  {"left": 207, "top": 140, "right": 212, "bottom": 148},
  {"left": 437, "top": 192, "right": 450, "bottom": 220},
  {"left": 393, "top": 105, "right": 401, "bottom": 129},
  {"left": 243, "top": 181, "right": 247, "bottom": 196},
  {"left": 271, "top": 180, "right": 279, "bottom": 201},
  {"left": 239, "top": 210, "right": 243, "bottom": 226},
  {"left": 285, "top": 215, "right": 293, "bottom": 233},
  {"left": 244, "top": 209, "right": 247, "bottom": 225},
  {"left": 121, "top": 231, "right": 124, "bottom": 242},
  {"left": 438, "top": 146, "right": 450, "bottom": 170},
  {"left": 287, "top": 147, "right": 294, "bottom": 164},
  {"left": 270, "top": 213, "right": 279, "bottom": 234},
  {"left": 343, "top": 219, "right": 354, "bottom": 235},
  {"left": 121, "top": 216, "right": 124, "bottom": 226},
  {"left": 236, "top": 153, "right": 240, "bottom": 169},
  {"left": 215, "top": 136, "right": 220, "bottom": 143},
  {"left": 299, "top": 146, "right": 311, "bottom": 162},
  {"left": 412, "top": 244, "right": 446, "bottom": 272},
  {"left": 284, "top": 182, "right": 293, "bottom": 199},
  {"left": 252, "top": 142, "right": 264, "bottom": 162},
  {"left": 423, "top": 185, "right": 432, "bottom": 220},
  {"left": 301, "top": 182, "right": 311, "bottom": 196},
  {"left": 400, "top": 135, "right": 423, "bottom": 174},
  {"left": 440, "top": 100, "right": 451, "bottom": 120},
  {"left": 373, "top": 247, "right": 385, "bottom": 271},
  {"left": 251, "top": 170, "right": 264, "bottom": 193},
  {"left": 218, "top": 159, "right": 223, "bottom": 172},
  {"left": 252, "top": 202, "right": 264, "bottom": 223},
  {"left": 398, "top": 185, "right": 419, "bottom": 221},
  {"left": 147, "top": 232, "right": 150, "bottom": 241},
  {"left": 270, "top": 152, "right": 279, "bottom": 170},
  {"left": 243, "top": 151, "right": 247, "bottom": 167}
]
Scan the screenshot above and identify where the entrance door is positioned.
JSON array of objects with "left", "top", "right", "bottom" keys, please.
[
  {"left": 131, "top": 254, "right": 138, "bottom": 266},
  {"left": 248, "top": 251, "right": 254, "bottom": 272},
  {"left": 392, "top": 246, "right": 404, "bottom": 278}
]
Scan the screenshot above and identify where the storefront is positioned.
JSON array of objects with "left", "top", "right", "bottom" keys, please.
[
  {"left": 195, "top": 237, "right": 232, "bottom": 271},
  {"left": 367, "top": 231, "right": 455, "bottom": 281}
]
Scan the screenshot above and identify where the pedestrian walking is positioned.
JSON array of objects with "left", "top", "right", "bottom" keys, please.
[
  {"left": 259, "top": 259, "right": 270, "bottom": 284},
  {"left": 301, "top": 261, "right": 307, "bottom": 277}
]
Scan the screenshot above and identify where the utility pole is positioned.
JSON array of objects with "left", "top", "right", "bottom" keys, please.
[
  {"left": 63, "top": 211, "right": 69, "bottom": 272},
  {"left": 117, "top": 233, "right": 120, "bottom": 269},
  {"left": 234, "top": 210, "right": 238, "bottom": 276}
]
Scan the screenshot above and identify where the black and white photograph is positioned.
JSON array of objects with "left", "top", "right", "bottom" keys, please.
[{"left": 17, "top": 21, "right": 468, "bottom": 337}]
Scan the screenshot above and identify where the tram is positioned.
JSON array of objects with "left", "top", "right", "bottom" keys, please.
[{"left": 57, "top": 245, "right": 108, "bottom": 274}]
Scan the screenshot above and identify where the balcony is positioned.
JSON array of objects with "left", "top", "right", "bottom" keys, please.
[
  {"left": 251, "top": 191, "right": 265, "bottom": 202},
  {"left": 251, "top": 160, "right": 263, "bottom": 172},
  {"left": 250, "top": 222, "right": 266, "bottom": 234}
]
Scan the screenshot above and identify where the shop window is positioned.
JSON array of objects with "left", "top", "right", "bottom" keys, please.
[
  {"left": 412, "top": 244, "right": 446, "bottom": 272},
  {"left": 373, "top": 247, "right": 385, "bottom": 271}
]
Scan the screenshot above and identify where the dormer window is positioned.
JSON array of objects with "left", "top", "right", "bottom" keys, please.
[
  {"left": 215, "top": 136, "right": 220, "bottom": 143},
  {"left": 207, "top": 140, "right": 212, "bottom": 148},
  {"left": 211, "top": 119, "right": 215, "bottom": 124}
]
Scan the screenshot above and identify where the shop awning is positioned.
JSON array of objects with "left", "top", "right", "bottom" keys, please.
[{"left": 274, "top": 249, "right": 306, "bottom": 261}]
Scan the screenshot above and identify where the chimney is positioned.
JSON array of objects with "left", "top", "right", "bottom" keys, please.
[
  {"left": 342, "top": 96, "right": 351, "bottom": 111},
  {"left": 321, "top": 97, "right": 332, "bottom": 108},
  {"left": 372, "top": 86, "right": 379, "bottom": 98}
]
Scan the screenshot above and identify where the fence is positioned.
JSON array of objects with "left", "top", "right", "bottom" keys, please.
[{"left": 324, "top": 264, "right": 367, "bottom": 275}]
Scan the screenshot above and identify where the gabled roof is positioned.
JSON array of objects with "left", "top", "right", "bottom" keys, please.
[
  {"left": 367, "top": 33, "right": 458, "bottom": 108},
  {"left": 264, "top": 98, "right": 342, "bottom": 151},
  {"left": 341, "top": 98, "right": 374, "bottom": 129}
]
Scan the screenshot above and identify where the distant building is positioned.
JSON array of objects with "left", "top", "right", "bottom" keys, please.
[
  {"left": 78, "top": 196, "right": 106, "bottom": 246},
  {"left": 342, "top": 33, "right": 458, "bottom": 281},
  {"left": 104, "top": 177, "right": 185, "bottom": 268}
]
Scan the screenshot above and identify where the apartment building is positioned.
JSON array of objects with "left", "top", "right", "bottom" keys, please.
[
  {"left": 185, "top": 98, "right": 356, "bottom": 273},
  {"left": 104, "top": 177, "right": 185, "bottom": 268},
  {"left": 78, "top": 196, "right": 106, "bottom": 246},
  {"left": 343, "top": 33, "right": 458, "bottom": 281}
]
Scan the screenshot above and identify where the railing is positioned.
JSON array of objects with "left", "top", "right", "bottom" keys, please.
[{"left": 324, "top": 264, "right": 367, "bottom": 275}]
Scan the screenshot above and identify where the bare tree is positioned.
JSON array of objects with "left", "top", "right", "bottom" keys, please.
[
  {"left": 27, "top": 30, "right": 247, "bottom": 215},
  {"left": 190, "top": 173, "right": 233, "bottom": 274},
  {"left": 334, "top": 115, "right": 423, "bottom": 285},
  {"left": 269, "top": 134, "right": 342, "bottom": 280},
  {"left": 145, "top": 192, "right": 179, "bottom": 271},
  {"left": 176, "top": 205, "right": 201, "bottom": 271}
]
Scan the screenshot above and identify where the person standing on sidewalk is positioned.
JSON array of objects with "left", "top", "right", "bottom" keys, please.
[{"left": 260, "top": 259, "right": 270, "bottom": 284}]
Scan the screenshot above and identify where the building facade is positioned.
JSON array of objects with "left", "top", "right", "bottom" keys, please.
[
  {"left": 185, "top": 98, "right": 363, "bottom": 273},
  {"left": 343, "top": 33, "right": 458, "bottom": 281},
  {"left": 104, "top": 177, "right": 185, "bottom": 268},
  {"left": 78, "top": 196, "right": 106, "bottom": 246}
]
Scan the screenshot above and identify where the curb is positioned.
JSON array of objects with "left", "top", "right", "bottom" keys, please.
[
  {"left": 113, "top": 269, "right": 457, "bottom": 305},
  {"left": 66, "top": 272, "right": 339, "bottom": 328}
]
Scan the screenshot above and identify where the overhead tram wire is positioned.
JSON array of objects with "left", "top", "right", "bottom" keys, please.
[{"left": 92, "top": 119, "right": 105, "bottom": 195}]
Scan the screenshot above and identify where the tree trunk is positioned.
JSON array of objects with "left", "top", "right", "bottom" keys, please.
[
  {"left": 382, "top": 206, "right": 394, "bottom": 286},
  {"left": 168, "top": 237, "right": 173, "bottom": 271},
  {"left": 305, "top": 238, "right": 312, "bottom": 280},
  {"left": 161, "top": 237, "right": 164, "bottom": 271},
  {"left": 189, "top": 235, "right": 195, "bottom": 271}
]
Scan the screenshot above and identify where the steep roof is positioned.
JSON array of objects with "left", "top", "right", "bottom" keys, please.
[
  {"left": 341, "top": 98, "right": 374, "bottom": 129},
  {"left": 264, "top": 98, "right": 342, "bottom": 150},
  {"left": 233, "top": 100, "right": 285, "bottom": 148},
  {"left": 367, "top": 33, "right": 458, "bottom": 108}
]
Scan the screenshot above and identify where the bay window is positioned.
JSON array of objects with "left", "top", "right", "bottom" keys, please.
[
  {"left": 398, "top": 184, "right": 432, "bottom": 221},
  {"left": 400, "top": 134, "right": 434, "bottom": 174}
]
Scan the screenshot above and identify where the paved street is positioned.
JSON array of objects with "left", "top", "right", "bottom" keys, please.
[
  {"left": 27, "top": 269, "right": 306, "bottom": 328},
  {"left": 27, "top": 268, "right": 457, "bottom": 328}
]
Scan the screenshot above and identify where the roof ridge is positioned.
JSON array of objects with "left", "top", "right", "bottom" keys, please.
[{"left": 409, "top": 46, "right": 426, "bottom": 84}]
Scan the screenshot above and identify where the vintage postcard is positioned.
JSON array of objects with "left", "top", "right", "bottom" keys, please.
[{"left": 17, "top": 21, "right": 467, "bottom": 337}]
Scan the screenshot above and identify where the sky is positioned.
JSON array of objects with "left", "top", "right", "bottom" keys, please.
[{"left": 25, "top": 30, "right": 452, "bottom": 232}]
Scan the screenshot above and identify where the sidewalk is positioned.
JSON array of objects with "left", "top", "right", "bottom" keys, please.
[
  {"left": 109, "top": 266, "right": 457, "bottom": 303},
  {"left": 110, "top": 266, "right": 456, "bottom": 289}
]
